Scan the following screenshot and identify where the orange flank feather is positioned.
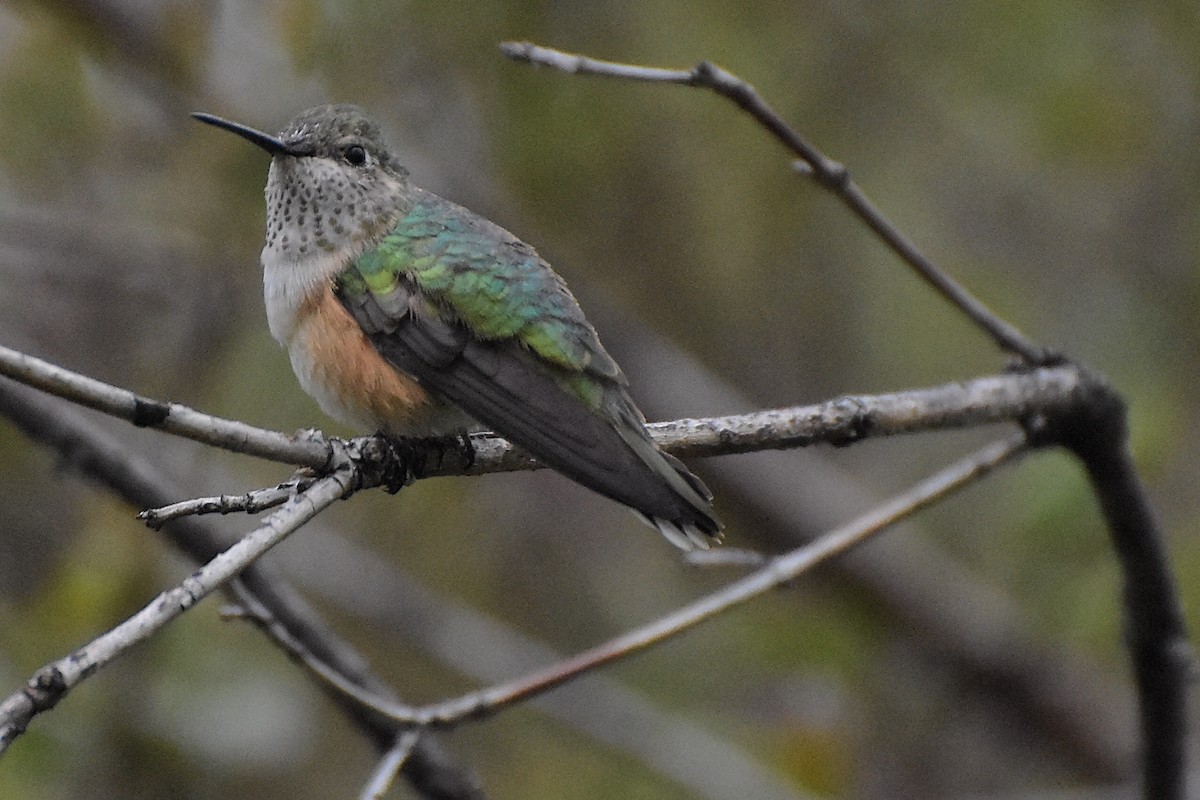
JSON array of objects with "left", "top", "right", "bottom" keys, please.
[{"left": 288, "top": 285, "right": 437, "bottom": 432}]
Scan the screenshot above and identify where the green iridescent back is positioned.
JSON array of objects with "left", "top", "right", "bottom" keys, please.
[{"left": 347, "top": 191, "right": 623, "bottom": 390}]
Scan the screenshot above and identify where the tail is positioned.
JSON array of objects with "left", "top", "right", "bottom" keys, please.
[{"left": 612, "top": 404, "right": 723, "bottom": 551}]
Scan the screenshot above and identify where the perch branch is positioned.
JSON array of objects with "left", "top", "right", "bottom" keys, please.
[
  {"left": 0, "top": 343, "right": 332, "bottom": 468},
  {"left": 1, "top": 339, "right": 1081, "bottom": 486}
]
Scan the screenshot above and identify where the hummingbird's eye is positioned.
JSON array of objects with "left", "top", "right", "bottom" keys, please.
[{"left": 344, "top": 145, "right": 368, "bottom": 166}]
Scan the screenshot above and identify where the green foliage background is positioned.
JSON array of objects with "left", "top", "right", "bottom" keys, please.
[{"left": 0, "top": 2, "right": 1196, "bottom": 798}]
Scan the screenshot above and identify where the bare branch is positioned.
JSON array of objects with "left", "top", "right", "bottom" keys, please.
[
  {"left": 0, "top": 28, "right": 1175, "bottom": 800},
  {"left": 600, "top": 299, "right": 1137, "bottom": 775},
  {"left": 330, "top": 435, "right": 1028, "bottom": 729},
  {"left": 0, "top": 378, "right": 487, "bottom": 797},
  {"left": 643, "top": 365, "right": 1081, "bottom": 459},
  {"left": 139, "top": 477, "right": 315, "bottom": 529},
  {"left": 1041, "top": 376, "right": 1194, "bottom": 799},
  {"left": 361, "top": 731, "right": 423, "bottom": 800},
  {"left": 280, "top": 529, "right": 816, "bottom": 800},
  {"left": 0, "top": 468, "right": 353, "bottom": 754},
  {"left": 0, "top": 338, "right": 1082, "bottom": 478},
  {"left": 500, "top": 41, "right": 1049, "bottom": 364},
  {"left": 0, "top": 343, "right": 332, "bottom": 469},
  {"left": 421, "top": 366, "right": 1082, "bottom": 477}
]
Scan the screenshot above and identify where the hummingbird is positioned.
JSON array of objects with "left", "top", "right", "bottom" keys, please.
[{"left": 192, "top": 104, "right": 721, "bottom": 550}]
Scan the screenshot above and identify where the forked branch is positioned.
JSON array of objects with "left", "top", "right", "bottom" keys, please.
[
  {"left": 0, "top": 40, "right": 1186, "bottom": 800},
  {"left": 0, "top": 467, "right": 354, "bottom": 754}
]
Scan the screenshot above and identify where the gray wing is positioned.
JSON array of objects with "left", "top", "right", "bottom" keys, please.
[{"left": 337, "top": 278, "right": 721, "bottom": 544}]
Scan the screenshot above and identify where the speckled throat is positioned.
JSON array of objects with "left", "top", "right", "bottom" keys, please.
[{"left": 263, "top": 154, "right": 410, "bottom": 267}]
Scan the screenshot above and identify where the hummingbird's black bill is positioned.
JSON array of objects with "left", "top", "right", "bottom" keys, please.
[{"left": 191, "top": 112, "right": 293, "bottom": 156}]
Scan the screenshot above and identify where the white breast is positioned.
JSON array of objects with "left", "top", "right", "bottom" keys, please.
[{"left": 261, "top": 245, "right": 343, "bottom": 346}]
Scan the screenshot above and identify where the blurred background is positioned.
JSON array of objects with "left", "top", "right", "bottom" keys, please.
[{"left": 0, "top": 2, "right": 1197, "bottom": 798}]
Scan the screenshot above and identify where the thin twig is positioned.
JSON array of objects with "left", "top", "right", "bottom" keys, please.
[
  {"left": 139, "top": 477, "right": 315, "bottom": 529},
  {"left": 500, "top": 41, "right": 1050, "bottom": 364},
  {"left": 0, "top": 468, "right": 355, "bottom": 754},
  {"left": 323, "top": 434, "right": 1028, "bottom": 729},
  {"left": 361, "top": 731, "right": 423, "bottom": 800}
]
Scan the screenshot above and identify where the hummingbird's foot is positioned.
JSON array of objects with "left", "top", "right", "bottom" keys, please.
[
  {"left": 458, "top": 432, "right": 477, "bottom": 471},
  {"left": 415, "top": 432, "right": 476, "bottom": 474},
  {"left": 392, "top": 433, "right": 477, "bottom": 476},
  {"left": 367, "top": 433, "right": 416, "bottom": 494}
]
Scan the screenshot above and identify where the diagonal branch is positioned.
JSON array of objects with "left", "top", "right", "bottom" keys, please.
[
  {"left": 0, "top": 342, "right": 332, "bottom": 468},
  {"left": 232, "top": 518, "right": 819, "bottom": 800},
  {"left": 500, "top": 41, "right": 1049, "bottom": 364},
  {"left": 0, "top": 469, "right": 353, "bottom": 754},
  {"left": 361, "top": 731, "right": 423, "bottom": 800},
  {"left": 303, "top": 434, "right": 1028, "bottom": 729},
  {"left": 0, "top": 378, "right": 487, "bottom": 799}
]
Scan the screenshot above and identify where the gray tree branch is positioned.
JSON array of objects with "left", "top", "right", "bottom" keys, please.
[
  {"left": 499, "top": 42, "right": 1190, "bottom": 800},
  {"left": 0, "top": 378, "right": 487, "bottom": 800},
  {"left": 0, "top": 338, "right": 1080, "bottom": 479},
  {"left": 305, "top": 435, "right": 1028, "bottom": 730}
]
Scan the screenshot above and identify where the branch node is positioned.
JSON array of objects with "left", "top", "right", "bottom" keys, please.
[
  {"left": 1032, "top": 367, "right": 1124, "bottom": 457},
  {"left": 498, "top": 40, "right": 532, "bottom": 63},
  {"left": 24, "top": 667, "right": 67, "bottom": 712},
  {"left": 691, "top": 59, "right": 718, "bottom": 85},
  {"left": 131, "top": 396, "right": 170, "bottom": 427},
  {"left": 827, "top": 396, "right": 873, "bottom": 446},
  {"left": 814, "top": 159, "right": 851, "bottom": 191}
]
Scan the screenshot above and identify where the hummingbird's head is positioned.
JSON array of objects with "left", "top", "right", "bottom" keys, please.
[
  {"left": 193, "top": 105, "right": 412, "bottom": 261},
  {"left": 273, "top": 104, "right": 409, "bottom": 177}
]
